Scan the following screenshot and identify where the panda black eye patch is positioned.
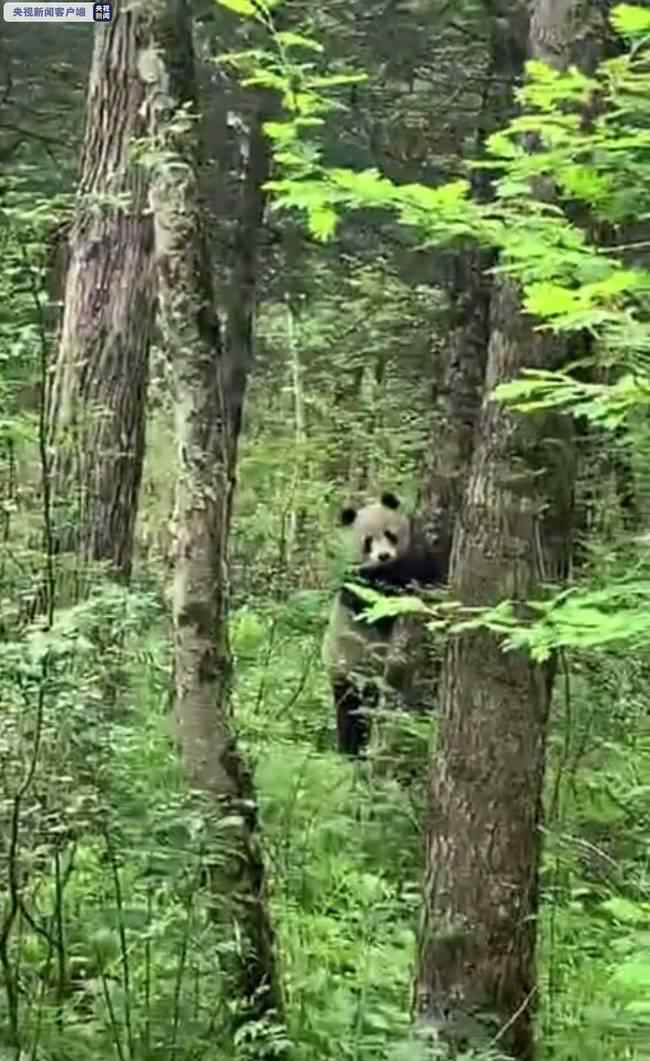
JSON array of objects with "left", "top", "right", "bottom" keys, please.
[
  {"left": 363, "top": 536, "right": 373, "bottom": 553},
  {"left": 385, "top": 530, "right": 398, "bottom": 545}
]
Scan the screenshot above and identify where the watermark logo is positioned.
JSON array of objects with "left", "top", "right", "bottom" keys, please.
[{"left": 3, "top": 1, "right": 112, "bottom": 20}]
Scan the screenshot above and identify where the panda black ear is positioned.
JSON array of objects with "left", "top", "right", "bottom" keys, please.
[
  {"left": 340, "top": 506, "right": 357, "bottom": 526},
  {"left": 381, "top": 491, "right": 400, "bottom": 510}
]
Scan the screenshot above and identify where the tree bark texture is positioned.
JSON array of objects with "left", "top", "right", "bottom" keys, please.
[
  {"left": 419, "top": 246, "right": 494, "bottom": 562},
  {"left": 46, "top": 8, "right": 156, "bottom": 582},
  {"left": 414, "top": 278, "right": 574, "bottom": 1058},
  {"left": 224, "top": 96, "right": 272, "bottom": 473},
  {"left": 413, "top": 2, "right": 613, "bottom": 1056},
  {"left": 412, "top": 6, "right": 528, "bottom": 715},
  {"left": 419, "top": 5, "right": 528, "bottom": 558},
  {"left": 141, "top": 0, "right": 282, "bottom": 1035}
]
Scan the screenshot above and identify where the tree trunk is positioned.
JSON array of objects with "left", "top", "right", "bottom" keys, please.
[
  {"left": 285, "top": 298, "right": 306, "bottom": 566},
  {"left": 224, "top": 97, "right": 272, "bottom": 471},
  {"left": 414, "top": 3, "right": 613, "bottom": 1057},
  {"left": 419, "top": 6, "right": 527, "bottom": 557},
  {"left": 141, "top": 0, "right": 282, "bottom": 1038},
  {"left": 419, "top": 245, "right": 493, "bottom": 560},
  {"left": 414, "top": 280, "right": 574, "bottom": 1059},
  {"left": 46, "top": 9, "right": 155, "bottom": 584},
  {"left": 412, "top": 7, "right": 527, "bottom": 717}
]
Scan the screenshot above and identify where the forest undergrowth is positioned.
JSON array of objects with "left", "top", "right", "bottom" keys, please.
[
  {"left": 0, "top": 407, "right": 648, "bottom": 1061},
  {"left": 2, "top": 2, "right": 650, "bottom": 1057}
]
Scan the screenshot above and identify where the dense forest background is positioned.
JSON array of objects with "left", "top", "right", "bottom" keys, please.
[{"left": 1, "top": 1, "right": 649, "bottom": 1060}]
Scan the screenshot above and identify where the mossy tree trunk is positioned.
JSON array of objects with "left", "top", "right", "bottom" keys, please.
[
  {"left": 46, "top": 7, "right": 156, "bottom": 585},
  {"left": 141, "top": 0, "right": 282, "bottom": 1040}
]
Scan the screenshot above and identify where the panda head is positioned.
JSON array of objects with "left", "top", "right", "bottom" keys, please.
[{"left": 340, "top": 491, "right": 411, "bottom": 571}]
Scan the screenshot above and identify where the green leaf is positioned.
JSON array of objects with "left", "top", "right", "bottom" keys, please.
[
  {"left": 484, "top": 130, "right": 522, "bottom": 158},
  {"left": 612, "top": 958, "right": 650, "bottom": 991},
  {"left": 275, "top": 31, "right": 324, "bottom": 52},
  {"left": 600, "top": 897, "right": 650, "bottom": 925},
  {"left": 263, "top": 120, "right": 298, "bottom": 144},
  {"left": 611, "top": 3, "right": 650, "bottom": 37},
  {"left": 216, "top": 0, "right": 257, "bottom": 17},
  {"left": 309, "top": 204, "right": 338, "bottom": 241},
  {"left": 242, "top": 70, "right": 288, "bottom": 91},
  {"left": 558, "top": 164, "right": 613, "bottom": 204}
]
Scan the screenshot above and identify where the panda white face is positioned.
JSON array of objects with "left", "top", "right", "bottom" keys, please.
[{"left": 340, "top": 492, "right": 410, "bottom": 571}]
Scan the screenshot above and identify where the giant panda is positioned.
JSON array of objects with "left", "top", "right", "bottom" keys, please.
[{"left": 322, "top": 491, "right": 446, "bottom": 756}]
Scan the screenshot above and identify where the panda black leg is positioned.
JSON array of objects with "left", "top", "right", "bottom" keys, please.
[{"left": 333, "top": 677, "right": 374, "bottom": 756}]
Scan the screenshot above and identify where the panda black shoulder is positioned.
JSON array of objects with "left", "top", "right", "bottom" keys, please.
[{"left": 368, "top": 547, "right": 446, "bottom": 591}]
